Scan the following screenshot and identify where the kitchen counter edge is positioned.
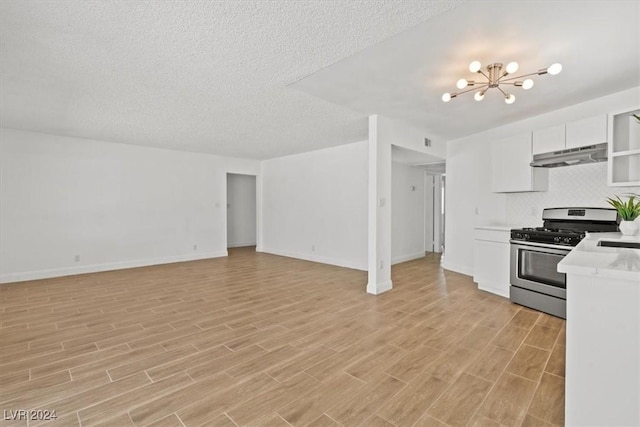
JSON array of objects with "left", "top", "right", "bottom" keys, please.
[{"left": 557, "top": 232, "right": 640, "bottom": 281}]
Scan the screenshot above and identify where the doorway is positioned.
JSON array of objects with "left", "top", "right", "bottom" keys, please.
[
  {"left": 226, "top": 173, "right": 257, "bottom": 249},
  {"left": 390, "top": 145, "right": 445, "bottom": 263}
]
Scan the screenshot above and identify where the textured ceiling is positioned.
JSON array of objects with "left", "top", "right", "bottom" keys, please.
[
  {"left": 294, "top": 0, "right": 640, "bottom": 142},
  {"left": 0, "top": 0, "right": 459, "bottom": 159}
]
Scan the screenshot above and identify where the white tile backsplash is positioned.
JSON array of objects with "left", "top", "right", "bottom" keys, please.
[{"left": 506, "top": 162, "right": 640, "bottom": 226}]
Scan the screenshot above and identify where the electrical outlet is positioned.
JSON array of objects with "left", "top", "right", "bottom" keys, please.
[
  {"left": 311, "top": 245, "right": 315, "bottom": 252},
  {"left": 379, "top": 260, "right": 384, "bottom": 270},
  {"left": 193, "top": 244, "right": 198, "bottom": 251},
  {"left": 74, "top": 255, "right": 80, "bottom": 262},
  {"left": 530, "top": 206, "right": 538, "bottom": 216},
  {"left": 474, "top": 207, "right": 479, "bottom": 215}
]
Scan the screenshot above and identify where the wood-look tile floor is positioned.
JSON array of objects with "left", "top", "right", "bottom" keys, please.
[{"left": 0, "top": 248, "right": 565, "bottom": 427}]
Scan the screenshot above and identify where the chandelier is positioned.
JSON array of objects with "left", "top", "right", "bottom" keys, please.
[{"left": 442, "top": 61, "right": 562, "bottom": 104}]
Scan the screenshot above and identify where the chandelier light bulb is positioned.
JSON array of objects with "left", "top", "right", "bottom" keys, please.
[
  {"left": 505, "top": 94, "right": 516, "bottom": 104},
  {"left": 506, "top": 62, "right": 519, "bottom": 74},
  {"left": 469, "top": 61, "right": 482, "bottom": 73},
  {"left": 456, "top": 79, "right": 468, "bottom": 89},
  {"left": 474, "top": 91, "right": 485, "bottom": 101},
  {"left": 442, "top": 92, "right": 452, "bottom": 102},
  {"left": 548, "top": 63, "right": 563, "bottom": 75},
  {"left": 522, "top": 79, "right": 534, "bottom": 90}
]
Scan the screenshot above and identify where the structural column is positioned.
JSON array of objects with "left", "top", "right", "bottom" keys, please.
[{"left": 367, "top": 115, "right": 392, "bottom": 294}]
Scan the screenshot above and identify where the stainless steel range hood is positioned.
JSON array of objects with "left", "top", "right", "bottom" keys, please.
[{"left": 530, "top": 143, "right": 608, "bottom": 168}]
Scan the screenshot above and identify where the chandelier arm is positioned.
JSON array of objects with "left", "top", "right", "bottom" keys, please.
[
  {"left": 499, "top": 71, "right": 540, "bottom": 83},
  {"left": 454, "top": 83, "right": 489, "bottom": 97},
  {"left": 496, "top": 86, "right": 510, "bottom": 97},
  {"left": 477, "top": 70, "right": 490, "bottom": 81}
]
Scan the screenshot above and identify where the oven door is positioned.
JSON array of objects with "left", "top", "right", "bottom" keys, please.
[{"left": 510, "top": 241, "right": 570, "bottom": 299}]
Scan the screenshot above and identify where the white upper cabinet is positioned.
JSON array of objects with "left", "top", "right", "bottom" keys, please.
[
  {"left": 532, "top": 114, "right": 608, "bottom": 155},
  {"left": 566, "top": 114, "right": 608, "bottom": 149},
  {"left": 532, "top": 124, "right": 565, "bottom": 155},
  {"left": 491, "top": 133, "right": 549, "bottom": 193}
]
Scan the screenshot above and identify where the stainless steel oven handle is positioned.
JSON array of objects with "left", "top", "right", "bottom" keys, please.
[{"left": 509, "top": 240, "right": 574, "bottom": 252}]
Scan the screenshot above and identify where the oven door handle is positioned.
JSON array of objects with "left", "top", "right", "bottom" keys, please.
[{"left": 509, "top": 240, "right": 573, "bottom": 253}]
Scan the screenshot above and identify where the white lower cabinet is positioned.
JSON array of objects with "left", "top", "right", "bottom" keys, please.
[
  {"left": 563, "top": 272, "right": 640, "bottom": 426},
  {"left": 473, "top": 227, "right": 511, "bottom": 298},
  {"left": 491, "top": 133, "right": 548, "bottom": 193}
]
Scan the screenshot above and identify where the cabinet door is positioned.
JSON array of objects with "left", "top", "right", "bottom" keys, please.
[
  {"left": 473, "top": 239, "right": 510, "bottom": 298},
  {"left": 566, "top": 114, "right": 608, "bottom": 149},
  {"left": 491, "top": 133, "right": 548, "bottom": 192},
  {"left": 532, "top": 124, "right": 565, "bottom": 155}
]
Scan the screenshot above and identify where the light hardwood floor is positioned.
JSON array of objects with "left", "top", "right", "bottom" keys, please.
[{"left": 0, "top": 248, "right": 565, "bottom": 427}]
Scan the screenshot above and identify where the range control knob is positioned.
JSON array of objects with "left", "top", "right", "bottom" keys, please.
[{"left": 553, "top": 236, "right": 562, "bottom": 243}]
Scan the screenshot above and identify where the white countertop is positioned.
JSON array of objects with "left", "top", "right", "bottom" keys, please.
[
  {"left": 558, "top": 232, "right": 640, "bottom": 281},
  {"left": 474, "top": 225, "right": 526, "bottom": 232},
  {"left": 474, "top": 225, "right": 526, "bottom": 243}
]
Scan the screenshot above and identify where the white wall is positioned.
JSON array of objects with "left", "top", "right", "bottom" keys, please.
[
  {"left": 261, "top": 140, "right": 368, "bottom": 271},
  {"left": 0, "top": 128, "right": 259, "bottom": 283},
  {"left": 368, "top": 116, "right": 393, "bottom": 293},
  {"left": 443, "top": 87, "right": 640, "bottom": 276},
  {"left": 392, "top": 162, "right": 425, "bottom": 264},
  {"left": 227, "top": 174, "right": 257, "bottom": 248},
  {"left": 367, "top": 115, "right": 447, "bottom": 293},
  {"left": 443, "top": 138, "right": 507, "bottom": 275},
  {"left": 378, "top": 115, "right": 447, "bottom": 159}
]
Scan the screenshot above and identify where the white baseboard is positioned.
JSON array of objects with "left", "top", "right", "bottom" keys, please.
[
  {"left": 440, "top": 260, "right": 473, "bottom": 277},
  {"left": 0, "top": 251, "right": 228, "bottom": 284},
  {"left": 227, "top": 242, "right": 257, "bottom": 248},
  {"left": 260, "top": 247, "right": 366, "bottom": 271},
  {"left": 367, "top": 279, "right": 393, "bottom": 295},
  {"left": 392, "top": 252, "right": 425, "bottom": 265},
  {"left": 477, "top": 282, "right": 510, "bottom": 299}
]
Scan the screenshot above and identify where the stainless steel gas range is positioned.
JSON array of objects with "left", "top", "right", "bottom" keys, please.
[{"left": 509, "top": 207, "right": 619, "bottom": 319}]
